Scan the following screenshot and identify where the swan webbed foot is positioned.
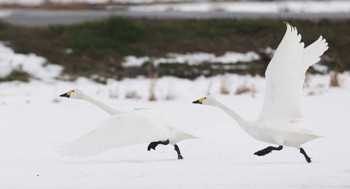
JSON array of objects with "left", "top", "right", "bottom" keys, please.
[
  {"left": 300, "top": 148, "right": 312, "bottom": 163},
  {"left": 254, "top": 145, "right": 283, "bottom": 156},
  {"left": 174, "top": 144, "right": 183, "bottom": 160},
  {"left": 147, "top": 140, "right": 183, "bottom": 160},
  {"left": 147, "top": 142, "right": 157, "bottom": 151},
  {"left": 147, "top": 139, "right": 170, "bottom": 151}
]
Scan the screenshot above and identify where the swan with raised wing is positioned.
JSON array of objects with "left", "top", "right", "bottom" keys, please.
[
  {"left": 193, "top": 23, "right": 328, "bottom": 163},
  {"left": 59, "top": 89, "right": 196, "bottom": 159}
]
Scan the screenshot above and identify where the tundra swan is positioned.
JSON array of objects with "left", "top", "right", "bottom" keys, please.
[
  {"left": 193, "top": 23, "right": 328, "bottom": 163},
  {"left": 59, "top": 89, "right": 195, "bottom": 159}
]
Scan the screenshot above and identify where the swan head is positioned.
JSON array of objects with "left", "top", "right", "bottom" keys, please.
[
  {"left": 192, "top": 97, "right": 207, "bottom": 104},
  {"left": 192, "top": 96, "right": 218, "bottom": 106},
  {"left": 59, "top": 89, "right": 84, "bottom": 99}
]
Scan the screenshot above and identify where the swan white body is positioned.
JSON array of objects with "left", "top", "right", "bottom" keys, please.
[
  {"left": 60, "top": 90, "right": 195, "bottom": 158},
  {"left": 193, "top": 23, "right": 328, "bottom": 162},
  {"left": 202, "top": 97, "right": 320, "bottom": 148}
]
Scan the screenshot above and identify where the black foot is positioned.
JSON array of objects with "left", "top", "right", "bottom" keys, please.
[
  {"left": 147, "top": 142, "right": 157, "bottom": 151},
  {"left": 147, "top": 139, "right": 170, "bottom": 151},
  {"left": 254, "top": 146, "right": 283, "bottom": 156},
  {"left": 174, "top": 144, "right": 183, "bottom": 160},
  {"left": 300, "top": 148, "right": 312, "bottom": 163}
]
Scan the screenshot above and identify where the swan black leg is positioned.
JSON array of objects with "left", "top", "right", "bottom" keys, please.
[
  {"left": 174, "top": 144, "right": 183, "bottom": 160},
  {"left": 300, "top": 148, "right": 312, "bottom": 163},
  {"left": 254, "top": 145, "right": 283, "bottom": 156},
  {"left": 147, "top": 139, "right": 170, "bottom": 151}
]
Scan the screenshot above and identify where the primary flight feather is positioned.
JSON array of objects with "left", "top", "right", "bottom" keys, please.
[{"left": 258, "top": 24, "right": 328, "bottom": 123}]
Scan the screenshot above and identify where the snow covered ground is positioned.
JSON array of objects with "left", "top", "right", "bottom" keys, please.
[
  {"left": 129, "top": 1, "right": 350, "bottom": 13},
  {"left": 122, "top": 51, "right": 260, "bottom": 67},
  {"left": 1, "top": 52, "right": 350, "bottom": 188},
  {"left": 1, "top": 0, "right": 350, "bottom": 15},
  {"left": 0, "top": 43, "right": 62, "bottom": 81},
  {"left": 1, "top": 43, "right": 350, "bottom": 188},
  {"left": 1, "top": 72, "right": 350, "bottom": 188},
  {"left": 0, "top": 0, "right": 195, "bottom": 5}
]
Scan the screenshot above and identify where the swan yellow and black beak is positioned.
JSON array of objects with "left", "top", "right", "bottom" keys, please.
[
  {"left": 59, "top": 90, "right": 74, "bottom": 98},
  {"left": 192, "top": 97, "right": 206, "bottom": 104}
]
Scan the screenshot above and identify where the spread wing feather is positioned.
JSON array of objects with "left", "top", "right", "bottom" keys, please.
[
  {"left": 59, "top": 112, "right": 173, "bottom": 157},
  {"left": 258, "top": 23, "right": 328, "bottom": 123}
]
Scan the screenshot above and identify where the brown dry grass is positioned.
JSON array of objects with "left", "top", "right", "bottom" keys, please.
[
  {"left": 125, "top": 90, "right": 141, "bottom": 99},
  {"left": 330, "top": 71, "right": 340, "bottom": 87},
  {"left": 235, "top": 85, "right": 252, "bottom": 95}
]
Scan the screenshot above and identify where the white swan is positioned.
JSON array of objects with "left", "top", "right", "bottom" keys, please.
[
  {"left": 193, "top": 23, "right": 328, "bottom": 163},
  {"left": 59, "top": 89, "right": 196, "bottom": 159}
]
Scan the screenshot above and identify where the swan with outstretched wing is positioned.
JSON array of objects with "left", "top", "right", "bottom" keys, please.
[
  {"left": 193, "top": 23, "right": 328, "bottom": 163},
  {"left": 59, "top": 89, "right": 196, "bottom": 159}
]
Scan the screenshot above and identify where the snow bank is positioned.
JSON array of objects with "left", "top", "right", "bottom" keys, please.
[
  {"left": 0, "top": 0, "right": 197, "bottom": 5},
  {"left": 102, "top": 72, "right": 347, "bottom": 101},
  {"left": 122, "top": 51, "right": 260, "bottom": 67},
  {"left": 0, "top": 43, "right": 62, "bottom": 81},
  {"left": 1, "top": 0, "right": 350, "bottom": 14},
  {"left": 0, "top": 10, "right": 11, "bottom": 18},
  {"left": 129, "top": 1, "right": 350, "bottom": 13}
]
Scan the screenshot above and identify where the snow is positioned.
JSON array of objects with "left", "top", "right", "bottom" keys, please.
[
  {"left": 0, "top": 10, "right": 11, "bottom": 18},
  {"left": 129, "top": 1, "right": 350, "bottom": 13},
  {"left": 123, "top": 56, "right": 150, "bottom": 67},
  {"left": 312, "top": 64, "right": 329, "bottom": 73},
  {"left": 0, "top": 0, "right": 200, "bottom": 5},
  {"left": 0, "top": 43, "right": 63, "bottom": 81},
  {"left": 1, "top": 0, "right": 350, "bottom": 15},
  {"left": 122, "top": 51, "right": 260, "bottom": 67},
  {"left": 0, "top": 72, "right": 350, "bottom": 188},
  {"left": 1, "top": 40, "right": 350, "bottom": 188}
]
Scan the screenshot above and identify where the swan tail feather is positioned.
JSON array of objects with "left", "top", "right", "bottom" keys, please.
[{"left": 171, "top": 131, "right": 198, "bottom": 144}]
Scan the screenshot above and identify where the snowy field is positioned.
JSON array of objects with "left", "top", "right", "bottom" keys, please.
[
  {"left": 1, "top": 72, "right": 350, "bottom": 188},
  {"left": 1, "top": 0, "right": 350, "bottom": 15},
  {"left": 129, "top": 1, "right": 350, "bottom": 14},
  {"left": 1, "top": 44, "right": 350, "bottom": 188},
  {"left": 0, "top": 0, "right": 195, "bottom": 5}
]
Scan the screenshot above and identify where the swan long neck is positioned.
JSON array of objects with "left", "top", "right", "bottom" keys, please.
[
  {"left": 210, "top": 99, "right": 250, "bottom": 132},
  {"left": 81, "top": 94, "right": 122, "bottom": 115}
]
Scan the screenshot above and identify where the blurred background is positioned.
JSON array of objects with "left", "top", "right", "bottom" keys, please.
[
  {"left": 1, "top": 1, "right": 350, "bottom": 188},
  {"left": 0, "top": 0, "right": 349, "bottom": 87}
]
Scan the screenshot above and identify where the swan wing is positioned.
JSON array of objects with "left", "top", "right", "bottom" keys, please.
[
  {"left": 60, "top": 112, "right": 174, "bottom": 157},
  {"left": 258, "top": 23, "right": 328, "bottom": 123}
]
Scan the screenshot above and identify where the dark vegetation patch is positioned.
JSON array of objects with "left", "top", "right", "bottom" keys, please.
[
  {"left": 0, "top": 69, "right": 31, "bottom": 82},
  {"left": 0, "top": 18, "right": 347, "bottom": 79}
]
